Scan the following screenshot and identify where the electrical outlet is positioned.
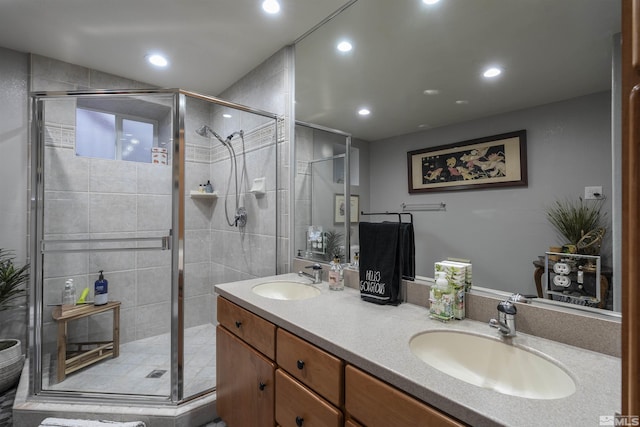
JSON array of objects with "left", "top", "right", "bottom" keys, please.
[{"left": 584, "top": 186, "right": 603, "bottom": 200}]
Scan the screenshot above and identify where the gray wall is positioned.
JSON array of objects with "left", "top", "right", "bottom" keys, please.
[
  {"left": 369, "top": 91, "right": 612, "bottom": 296},
  {"left": 0, "top": 47, "right": 29, "bottom": 342}
]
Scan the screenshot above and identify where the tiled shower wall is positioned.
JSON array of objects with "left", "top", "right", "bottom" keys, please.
[{"left": 40, "top": 101, "right": 175, "bottom": 355}]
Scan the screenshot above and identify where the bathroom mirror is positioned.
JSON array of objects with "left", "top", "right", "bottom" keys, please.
[{"left": 294, "top": 0, "right": 621, "bottom": 312}]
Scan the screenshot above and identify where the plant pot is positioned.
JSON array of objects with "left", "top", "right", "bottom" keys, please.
[{"left": 0, "top": 339, "right": 24, "bottom": 393}]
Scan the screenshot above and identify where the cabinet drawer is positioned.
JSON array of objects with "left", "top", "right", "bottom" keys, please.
[
  {"left": 217, "top": 296, "right": 276, "bottom": 359},
  {"left": 275, "top": 369, "right": 342, "bottom": 427},
  {"left": 345, "top": 365, "right": 465, "bottom": 427},
  {"left": 276, "top": 328, "right": 344, "bottom": 407}
]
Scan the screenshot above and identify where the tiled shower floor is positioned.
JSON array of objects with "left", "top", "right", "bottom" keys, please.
[{"left": 48, "top": 323, "right": 216, "bottom": 398}]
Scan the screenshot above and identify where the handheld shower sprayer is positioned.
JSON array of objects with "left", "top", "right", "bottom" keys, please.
[
  {"left": 195, "top": 125, "right": 247, "bottom": 228},
  {"left": 195, "top": 125, "right": 228, "bottom": 146}
]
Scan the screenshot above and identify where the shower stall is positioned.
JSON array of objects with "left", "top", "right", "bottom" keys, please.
[{"left": 27, "top": 89, "right": 281, "bottom": 412}]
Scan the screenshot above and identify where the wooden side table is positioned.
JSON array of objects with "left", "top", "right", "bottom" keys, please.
[
  {"left": 52, "top": 301, "right": 121, "bottom": 381},
  {"left": 533, "top": 260, "right": 612, "bottom": 309}
]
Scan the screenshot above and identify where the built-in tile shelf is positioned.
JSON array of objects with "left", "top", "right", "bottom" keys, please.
[{"left": 190, "top": 190, "right": 219, "bottom": 200}]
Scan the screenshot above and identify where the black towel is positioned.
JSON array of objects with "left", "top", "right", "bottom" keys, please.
[
  {"left": 385, "top": 221, "right": 415, "bottom": 281},
  {"left": 358, "top": 222, "right": 402, "bottom": 305}
]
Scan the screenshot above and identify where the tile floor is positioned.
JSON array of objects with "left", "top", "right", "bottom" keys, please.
[{"left": 48, "top": 323, "right": 216, "bottom": 398}]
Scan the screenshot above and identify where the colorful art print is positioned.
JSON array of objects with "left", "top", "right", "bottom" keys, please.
[{"left": 407, "top": 130, "right": 527, "bottom": 193}]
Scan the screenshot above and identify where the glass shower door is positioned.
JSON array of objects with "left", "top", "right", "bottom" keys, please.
[{"left": 33, "top": 93, "right": 175, "bottom": 398}]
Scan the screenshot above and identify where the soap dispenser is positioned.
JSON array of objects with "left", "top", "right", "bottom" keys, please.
[
  {"left": 94, "top": 270, "right": 108, "bottom": 306},
  {"left": 328, "top": 254, "right": 344, "bottom": 291}
]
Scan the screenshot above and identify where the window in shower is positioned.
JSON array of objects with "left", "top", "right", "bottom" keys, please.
[{"left": 76, "top": 107, "right": 157, "bottom": 163}]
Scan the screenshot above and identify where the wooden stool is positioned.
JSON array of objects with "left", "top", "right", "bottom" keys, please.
[{"left": 52, "top": 301, "right": 121, "bottom": 381}]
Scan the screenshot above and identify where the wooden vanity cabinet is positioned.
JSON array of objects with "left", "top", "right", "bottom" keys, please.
[
  {"left": 217, "top": 297, "right": 277, "bottom": 427},
  {"left": 216, "top": 326, "right": 275, "bottom": 427},
  {"left": 275, "top": 369, "right": 343, "bottom": 427},
  {"left": 345, "top": 365, "right": 465, "bottom": 427}
]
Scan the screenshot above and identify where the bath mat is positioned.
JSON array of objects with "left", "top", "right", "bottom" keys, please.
[{"left": 39, "top": 418, "right": 145, "bottom": 427}]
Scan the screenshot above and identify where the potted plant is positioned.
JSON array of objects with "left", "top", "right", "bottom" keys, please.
[
  {"left": 0, "top": 249, "right": 28, "bottom": 393},
  {"left": 545, "top": 197, "right": 607, "bottom": 255},
  {"left": 324, "top": 230, "right": 345, "bottom": 262}
]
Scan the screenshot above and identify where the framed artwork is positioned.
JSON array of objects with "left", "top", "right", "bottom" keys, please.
[
  {"left": 334, "top": 194, "right": 359, "bottom": 223},
  {"left": 407, "top": 130, "right": 527, "bottom": 193}
]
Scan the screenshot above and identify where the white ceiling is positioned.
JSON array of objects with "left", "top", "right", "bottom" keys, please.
[
  {"left": 0, "top": 0, "right": 347, "bottom": 95},
  {"left": 0, "top": 1, "right": 622, "bottom": 142},
  {"left": 295, "top": 0, "right": 621, "bottom": 141}
]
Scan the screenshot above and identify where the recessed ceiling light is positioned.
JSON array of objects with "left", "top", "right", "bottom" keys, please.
[
  {"left": 483, "top": 67, "right": 502, "bottom": 78},
  {"left": 423, "top": 89, "right": 440, "bottom": 96},
  {"left": 262, "top": 0, "right": 280, "bottom": 14},
  {"left": 358, "top": 108, "right": 371, "bottom": 116},
  {"left": 147, "top": 54, "right": 168, "bottom": 68},
  {"left": 222, "top": 114, "right": 232, "bottom": 118},
  {"left": 455, "top": 100, "right": 469, "bottom": 105},
  {"left": 422, "top": 0, "right": 440, "bottom": 4},
  {"left": 337, "top": 41, "right": 353, "bottom": 52}
]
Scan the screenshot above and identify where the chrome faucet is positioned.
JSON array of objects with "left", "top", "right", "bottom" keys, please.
[
  {"left": 298, "top": 263, "right": 323, "bottom": 284},
  {"left": 489, "top": 293, "right": 530, "bottom": 337}
]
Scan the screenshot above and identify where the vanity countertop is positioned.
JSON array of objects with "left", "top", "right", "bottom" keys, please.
[{"left": 215, "top": 273, "right": 620, "bottom": 427}]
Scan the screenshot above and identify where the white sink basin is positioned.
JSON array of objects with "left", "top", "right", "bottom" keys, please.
[
  {"left": 252, "top": 281, "right": 321, "bottom": 300},
  {"left": 409, "top": 331, "right": 576, "bottom": 399}
]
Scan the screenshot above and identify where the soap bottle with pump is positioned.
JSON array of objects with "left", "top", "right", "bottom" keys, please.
[
  {"left": 94, "top": 270, "right": 108, "bottom": 306},
  {"left": 61, "top": 279, "right": 77, "bottom": 310},
  {"left": 429, "top": 272, "right": 453, "bottom": 322},
  {"left": 205, "top": 180, "right": 213, "bottom": 193},
  {"left": 328, "top": 254, "right": 344, "bottom": 291}
]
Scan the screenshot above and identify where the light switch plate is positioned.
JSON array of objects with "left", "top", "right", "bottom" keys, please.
[{"left": 584, "top": 186, "right": 603, "bottom": 200}]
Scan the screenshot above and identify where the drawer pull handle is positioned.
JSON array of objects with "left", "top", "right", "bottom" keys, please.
[
  {"left": 296, "top": 360, "right": 305, "bottom": 370},
  {"left": 235, "top": 321, "right": 242, "bottom": 328},
  {"left": 258, "top": 381, "right": 266, "bottom": 391},
  {"left": 295, "top": 416, "right": 304, "bottom": 427}
]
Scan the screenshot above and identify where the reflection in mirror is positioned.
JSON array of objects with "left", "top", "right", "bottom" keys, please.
[
  {"left": 295, "top": 122, "right": 369, "bottom": 264},
  {"left": 294, "top": 0, "right": 621, "bottom": 312}
]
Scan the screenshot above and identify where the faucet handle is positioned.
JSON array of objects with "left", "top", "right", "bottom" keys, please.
[
  {"left": 509, "top": 293, "right": 531, "bottom": 304},
  {"left": 497, "top": 299, "right": 517, "bottom": 315},
  {"left": 305, "top": 263, "right": 322, "bottom": 270}
]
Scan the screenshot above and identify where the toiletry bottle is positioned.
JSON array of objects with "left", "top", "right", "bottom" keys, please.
[
  {"left": 429, "top": 272, "right": 453, "bottom": 322},
  {"left": 94, "top": 270, "right": 108, "bottom": 306},
  {"left": 328, "top": 255, "right": 344, "bottom": 291},
  {"left": 62, "top": 279, "right": 77, "bottom": 310},
  {"left": 205, "top": 180, "right": 213, "bottom": 193},
  {"left": 351, "top": 251, "right": 360, "bottom": 269}
]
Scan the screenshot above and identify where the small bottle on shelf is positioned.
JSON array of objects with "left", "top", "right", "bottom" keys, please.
[{"left": 61, "top": 279, "right": 77, "bottom": 310}]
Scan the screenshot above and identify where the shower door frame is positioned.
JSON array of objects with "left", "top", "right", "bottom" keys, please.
[{"left": 29, "top": 88, "right": 282, "bottom": 405}]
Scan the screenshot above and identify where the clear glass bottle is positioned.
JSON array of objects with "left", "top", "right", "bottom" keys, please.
[
  {"left": 351, "top": 251, "right": 360, "bottom": 270},
  {"left": 328, "top": 254, "right": 344, "bottom": 291},
  {"left": 61, "top": 279, "right": 77, "bottom": 310}
]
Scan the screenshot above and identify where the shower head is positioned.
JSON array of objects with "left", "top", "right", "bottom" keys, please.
[{"left": 195, "top": 125, "right": 227, "bottom": 146}]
